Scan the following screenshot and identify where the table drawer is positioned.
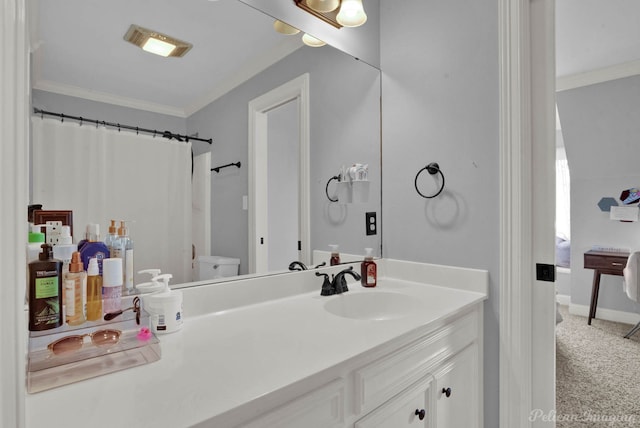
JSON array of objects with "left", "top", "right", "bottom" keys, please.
[{"left": 584, "top": 253, "right": 628, "bottom": 273}]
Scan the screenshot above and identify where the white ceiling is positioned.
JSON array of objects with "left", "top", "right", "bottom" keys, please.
[
  {"left": 31, "top": 0, "right": 640, "bottom": 118},
  {"left": 31, "top": 0, "right": 303, "bottom": 117},
  {"left": 556, "top": 0, "right": 640, "bottom": 77}
]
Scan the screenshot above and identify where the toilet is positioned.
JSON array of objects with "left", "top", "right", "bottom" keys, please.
[{"left": 195, "top": 255, "right": 240, "bottom": 281}]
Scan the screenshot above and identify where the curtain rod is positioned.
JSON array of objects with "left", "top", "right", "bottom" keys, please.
[{"left": 33, "top": 108, "right": 212, "bottom": 144}]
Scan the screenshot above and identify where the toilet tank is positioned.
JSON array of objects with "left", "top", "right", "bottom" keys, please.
[{"left": 195, "top": 256, "right": 240, "bottom": 281}]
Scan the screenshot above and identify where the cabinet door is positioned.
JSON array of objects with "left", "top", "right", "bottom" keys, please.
[
  {"left": 434, "top": 344, "right": 479, "bottom": 428},
  {"left": 355, "top": 375, "right": 435, "bottom": 428}
]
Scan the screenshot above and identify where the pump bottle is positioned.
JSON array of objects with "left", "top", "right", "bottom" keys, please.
[
  {"left": 105, "top": 219, "right": 118, "bottom": 256},
  {"left": 360, "top": 248, "right": 377, "bottom": 287},
  {"left": 112, "top": 221, "right": 134, "bottom": 293},
  {"left": 28, "top": 244, "right": 63, "bottom": 331},
  {"left": 329, "top": 244, "right": 340, "bottom": 266}
]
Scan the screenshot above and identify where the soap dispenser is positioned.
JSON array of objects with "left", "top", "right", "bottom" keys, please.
[
  {"left": 137, "top": 273, "right": 183, "bottom": 334},
  {"left": 360, "top": 248, "right": 377, "bottom": 287},
  {"left": 329, "top": 244, "right": 340, "bottom": 266}
]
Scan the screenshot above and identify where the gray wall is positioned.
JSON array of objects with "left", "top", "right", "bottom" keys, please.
[
  {"left": 186, "top": 45, "right": 381, "bottom": 275},
  {"left": 557, "top": 75, "right": 640, "bottom": 314},
  {"left": 379, "top": 0, "right": 500, "bottom": 426}
]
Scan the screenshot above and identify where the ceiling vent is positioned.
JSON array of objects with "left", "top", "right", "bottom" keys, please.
[{"left": 124, "top": 24, "right": 193, "bottom": 58}]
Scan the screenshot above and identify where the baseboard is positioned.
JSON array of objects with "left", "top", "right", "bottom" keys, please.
[
  {"left": 556, "top": 294, "right": 571, "bottom": 306},
  {"left": 567, "top": 303, "right": 640, "bottom": 325}
]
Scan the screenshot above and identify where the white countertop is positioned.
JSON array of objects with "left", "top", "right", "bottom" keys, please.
[{"left": 25, "top": 260, "right": 487, "bottom": 428}]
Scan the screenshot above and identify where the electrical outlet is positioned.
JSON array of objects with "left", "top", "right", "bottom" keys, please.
[{"left": 365, "top": 212, "right": 377, "bottom": 236}]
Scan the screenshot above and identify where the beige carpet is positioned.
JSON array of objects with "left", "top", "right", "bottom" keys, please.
[{"left": 556, "top": 305, "right": 640, "bottom": 427}]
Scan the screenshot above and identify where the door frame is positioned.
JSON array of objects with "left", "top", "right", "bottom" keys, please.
[
  {"left": 247, "top": 74, "right": 311, "bottom": 274},
  {"left": 498, "top": 0, "right": 556, "bottom": 426}
]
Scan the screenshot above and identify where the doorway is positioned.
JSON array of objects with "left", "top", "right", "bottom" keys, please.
[{"left": 248, "top": 74, "right": 311, "bottom": 274}]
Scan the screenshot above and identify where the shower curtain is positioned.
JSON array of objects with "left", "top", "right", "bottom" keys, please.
[{"left": 32, "top": 117, "right": 193, "bottom": 284}]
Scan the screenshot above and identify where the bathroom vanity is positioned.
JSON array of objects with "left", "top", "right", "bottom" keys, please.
[{"left": 24, "top": 259, "right": 487, "bottom": 428}]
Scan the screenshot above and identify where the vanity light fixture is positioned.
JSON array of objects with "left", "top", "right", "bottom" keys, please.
[
  {"left": 294, "top": 0, "right": 367, "bottom": 28},
  {"left": 301, "top": 33, "right": 327, "bottom": 47},
  {"left": 273, "top": 19, "right": 326, "bottom": 47},
  {"left": 273, "top": 20, "right": 301, "bottom": 35},
  {"left": 124, "top": 24, "right": 193, "bottom": 58}
]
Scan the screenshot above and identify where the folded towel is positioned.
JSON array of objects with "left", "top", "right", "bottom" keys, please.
[{"left": 623, "top": 252, "right": 640, "bottom": 302}]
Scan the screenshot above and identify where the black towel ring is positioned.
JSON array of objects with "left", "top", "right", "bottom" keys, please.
[
  {"left": 325, "top": 175, "right": 340, "bottom": 202},
  {"left": 415, "top": 162, "right": 445, "bottom": 198}
]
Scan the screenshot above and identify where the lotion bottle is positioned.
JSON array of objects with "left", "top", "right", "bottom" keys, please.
[
  {"left": 28, "top": 244, "right": 63, "bottom": 331},
  {"left": 85, "top": 257, "right": 103, "bottom": 321},
  {"left": 65, "top": 251, "right": 87, "bottom": 326},
  {"left": 360, "top": 248, "right": 377, "bottom": 287}
]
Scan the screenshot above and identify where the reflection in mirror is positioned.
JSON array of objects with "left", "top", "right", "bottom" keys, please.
[{"left": 30, "top": 0, "right": 381, "bottom": 286}]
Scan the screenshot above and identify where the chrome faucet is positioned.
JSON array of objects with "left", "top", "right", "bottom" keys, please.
[{"left": 316, "top": 266, "right": 361, "bottom": 296}]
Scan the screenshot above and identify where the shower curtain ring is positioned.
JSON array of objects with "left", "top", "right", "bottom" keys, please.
[
  {"left": 60, "top": 114, "right": 64, "bottom": 123},
  {"left": 79, "top": 117, "right": 83, "bottom": 126}
]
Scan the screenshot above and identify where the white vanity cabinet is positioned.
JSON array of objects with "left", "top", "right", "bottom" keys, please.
[{"left": 242, "top": 304, "right": 482, "bottom": 428}]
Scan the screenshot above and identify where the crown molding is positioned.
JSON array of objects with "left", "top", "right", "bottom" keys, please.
[
  {"left": 32, "top": 80, "right": 187, "bottom": 117},
  {"left": 33, "top": 37, "right": 304, "bottom": 120},
  {"left": 557, "top": 59, "right": 640, "bottom": 91}
]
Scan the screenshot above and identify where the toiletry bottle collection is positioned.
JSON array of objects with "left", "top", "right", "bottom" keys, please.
[{"left": 27, "top": 219, "right": 136, "bottom": 332}]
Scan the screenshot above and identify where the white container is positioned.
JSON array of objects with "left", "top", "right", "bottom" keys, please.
[
  {"left": 196, "top": 256, "right": 240, "bottom": 281},
  {"left": 137, "top": 274, "right": 183, "bottom": 334}
]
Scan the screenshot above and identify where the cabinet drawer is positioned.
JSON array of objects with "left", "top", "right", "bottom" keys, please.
[
  {"left": 241, "top": 379, "right": 344, "bottom": 428},
  {"left": 354, "top": 310, "right": 478, "bottom": 414},
  {"left": 355, "top": 374, "right": 435, "bottom": 428},
  {"left": 584, "top": 253, "right": 627, "bottom": 273}
]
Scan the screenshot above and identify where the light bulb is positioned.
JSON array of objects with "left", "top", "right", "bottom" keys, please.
[
  {"left": 273, "top": 20, "right": 300, "bottom": 35},
  {"left": 336, "top": 0, "right": 367, "bottom": 27},
  {"left": 302, "top": 33, "right": 326, "bottom": 47},
  {"left": 306, "top": 0, "right": 340, "bottom": 13}
]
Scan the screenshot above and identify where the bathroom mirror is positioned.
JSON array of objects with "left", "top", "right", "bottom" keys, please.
[{"left": 30, "top": 0, "right": 381, "bottom": 285}]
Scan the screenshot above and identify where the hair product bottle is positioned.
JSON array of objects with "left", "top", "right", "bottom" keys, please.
[
  {"left": 105, "top": 219, "right": 118, "bottom": 256},
  {"left": 102, "top": 258, "right": 122, "bottom": 314},
  {"left": 329, "top": 244, "right": 340, "bottom": 266},
  {"left": 114, "top": 221, "right": 134, "bottom": 293},
  {"left": 85, "top": 257, "right": 103, "bottom": 321},
  {"left": 79, "top": 223, "right": 110, "bottom": 275},
  {"left": 28, "top": 244, "right": 63, "bottom": 331},
  {"left": 65, "top": 251, "right": 87, "bottom": 326},
  {"left": 360, "top": 248, "right": 377, "bottom": 287}
]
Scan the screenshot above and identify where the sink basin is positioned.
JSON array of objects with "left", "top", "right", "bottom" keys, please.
[{"left": 323, "top": 291, "right": 423, "bottom": 320}]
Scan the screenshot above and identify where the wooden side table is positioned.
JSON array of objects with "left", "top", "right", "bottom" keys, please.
[{"left": 583, "top": 250, "right": 629, "bottom": 325}]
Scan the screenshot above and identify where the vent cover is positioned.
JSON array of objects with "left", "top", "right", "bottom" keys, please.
[{"left": 124, "top": 24, "right": 193, "bottom": 58}]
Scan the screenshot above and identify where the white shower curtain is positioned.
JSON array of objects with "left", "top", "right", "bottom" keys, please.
[{"left": 32, "top": 117, "right": 193, "bottom": 284}]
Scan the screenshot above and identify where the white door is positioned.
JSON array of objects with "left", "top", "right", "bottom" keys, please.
[
  {"left": 266, "top": 99, "right": 300, "bottom": 271},
  {"left": 248, "top": 74, "right": 310, "bottom": 274}
]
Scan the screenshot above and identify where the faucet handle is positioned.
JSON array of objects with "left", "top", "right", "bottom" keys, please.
[{"left": 316, "top": 272, "right": 334, "bottom": 296}]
